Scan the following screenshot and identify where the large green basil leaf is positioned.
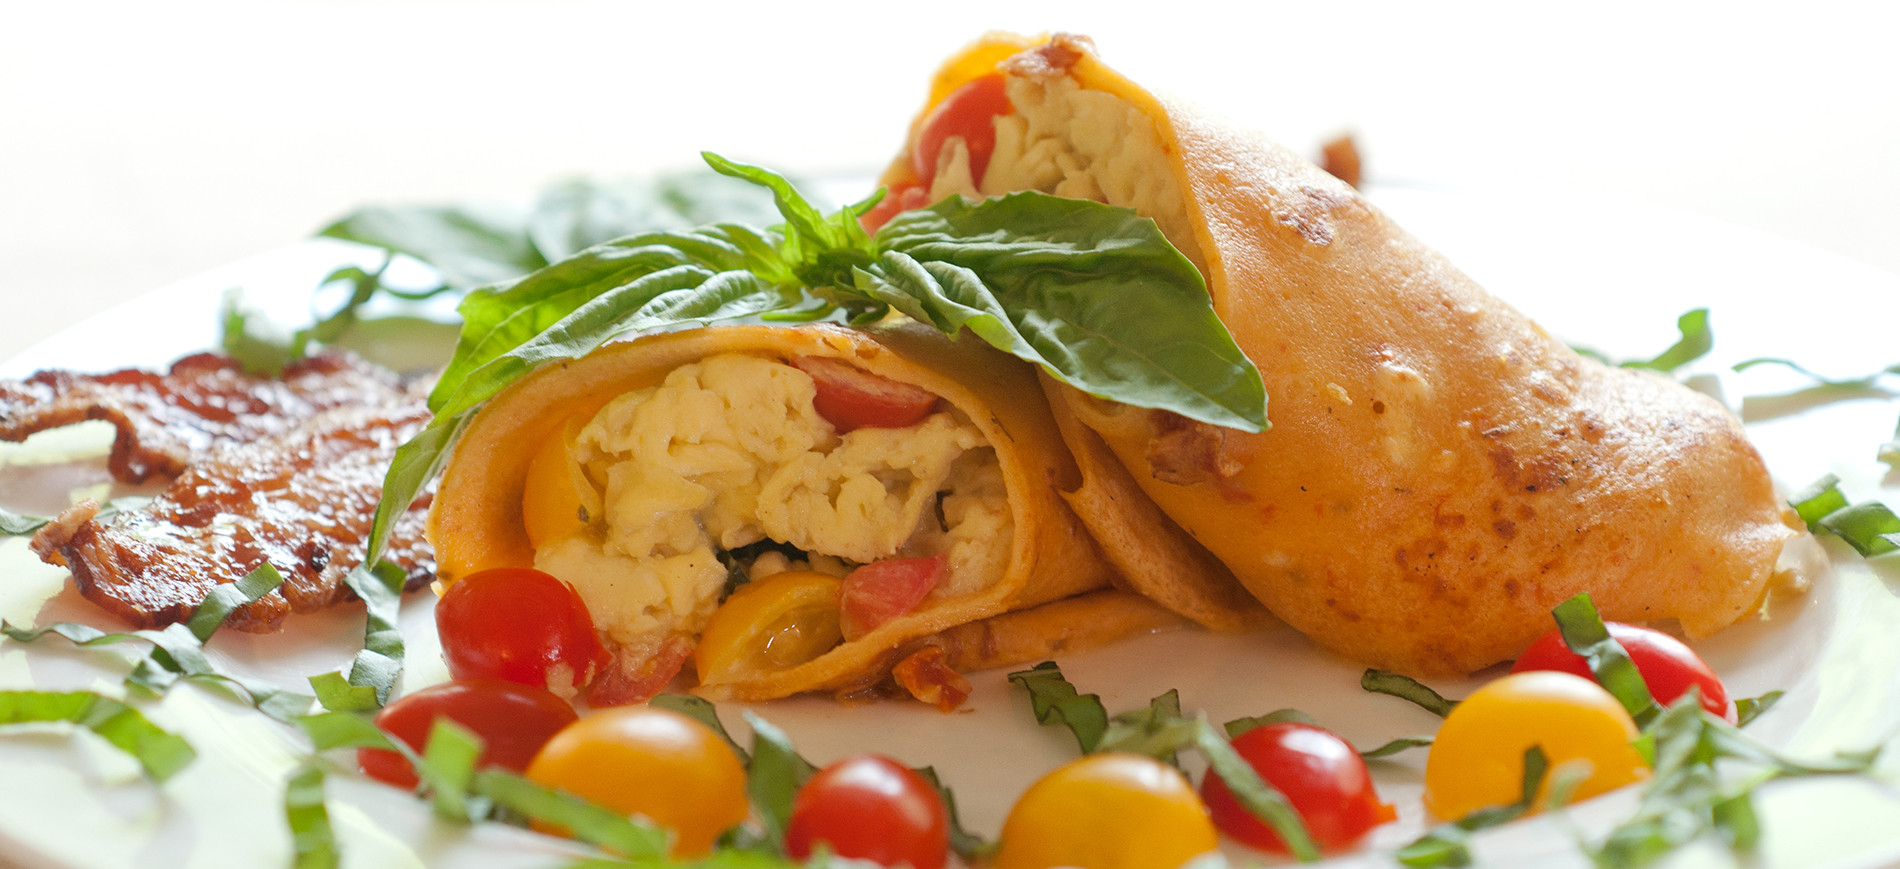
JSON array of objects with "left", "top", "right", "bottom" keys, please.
[
  {"left": 863, "top": 191, "right": 1267, "bottom": 432},
  {"left": 320, "top": 204, "right": 545, "bottom": 290}
]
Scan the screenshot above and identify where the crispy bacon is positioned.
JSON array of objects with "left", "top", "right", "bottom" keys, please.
[
  {"left": 0, "top": 352, "right": 410, "bottom": 483},
  {"left": 30, "top": 402, "right": 435, "bottom": 632},
  {"left": 7, "top": 351, "right": 437, "bottom": 632}
]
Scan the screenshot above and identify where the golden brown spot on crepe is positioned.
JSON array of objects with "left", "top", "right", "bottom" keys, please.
[{"left": 1493, "top": 519, "right": 1518, "bottom": 540}]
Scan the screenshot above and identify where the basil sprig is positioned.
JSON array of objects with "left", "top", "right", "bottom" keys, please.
[
  {"left": 0, "top": 690, "right": 196, "bottom": 782},
  {"left": 1789, "top": 474, "right": 1900, "bottom": 557},
  {"left": 363, "top": 152, "right": 1265, "bottom": 568}
]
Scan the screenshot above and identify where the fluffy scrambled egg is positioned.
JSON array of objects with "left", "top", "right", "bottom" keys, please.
[
  {"left": 924, "top": 74, "right": 1200, "bottom": 270},
  {"left": 534, "top": 353, "right": 1010, "bottom": 645}
]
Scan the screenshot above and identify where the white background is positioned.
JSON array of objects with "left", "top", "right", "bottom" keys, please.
[{"left": 3, "top": 1, "right": 1897, "bottom": 361}]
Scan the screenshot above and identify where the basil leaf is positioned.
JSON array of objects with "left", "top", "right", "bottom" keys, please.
[
  {"left": 320, "top": 204, "right": 546, "bottom": 290},
  {"left": 1187, "top": 716, "right": 1320, "bottom": 862},
  {"left": 529, "top": 172, "right": 780, "bottom": 263},
  {"left": 307, "top": 672, "right": 380, "bottom": 713},
  {"left": 1007, "top": 661, "right": 1108, "bottom": 754},
  {"left": 1224, "top": 708, "right": 1319, "bottom": 739},
  {"left": 740, "top": 711, "right": 817, "bottom": 848},
  {"left": 364, "top": 410, "right": 470, "bottom": 569},
  {"left": 867, "top": 192, "right": 1266, "bottom": 432},
  {"left": 1732, "top": 357, "right": 1900, "bottom": 389},
  {"left": 296, "top": 710, "right": 396, "bottom": 752},
  {"left": 285, "top": 764, "right": 340, "bottom": 869},
  {"left": 187, "top": 561, "right": 288, "bottom": 641},
  {"left": 220, "top": 290, "right": 298, "bottom": 377},
  {"left": 1361, "top": 670, "right": 1458, "bottom": 718},
  {"left": 0, "top": 689, "right": 197, "bottom": 781},
  {"left": 1552, "top": 593, "right": 1661, "bottom": 726}
]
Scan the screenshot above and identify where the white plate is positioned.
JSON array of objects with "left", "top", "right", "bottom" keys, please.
[{"left": 3, "top": 186, "right": 1899, "bottom": 869}]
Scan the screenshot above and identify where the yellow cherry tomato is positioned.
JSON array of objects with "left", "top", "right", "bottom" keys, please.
[
  {"left": 521, "top": 415, "right": 601, "bottom": 549},
  {"left": 525, "top": 706, "right": 747, "bottom": 858},
  {"left": 1424, "top": 670, "right": 1650, "bottom": 819},
  {"left": 993, "top": 752, "right": 1219, "bottom": 869},
  {"left": 694, "top": 571, "right": 843, "bottom": 685}
]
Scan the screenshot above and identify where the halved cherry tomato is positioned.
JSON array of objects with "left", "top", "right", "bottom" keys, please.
[
  {"left": 791, "top": 356, "right": 940, "bottom": 433},
  {"left": 859, "top": 184, "right": 933, "bottom": 234},
  {"left": 1512, "top": 621, "right": 1734, "bottom": 722},
  {"left": 993, "top": 752, "right": 1218, "bottom": 869},
  {"left": 357, "top": 678, "right": 578, "bottom": 790},
  {"left": 1423, "top": 670, "right": 1649, "bottom": 819},
  {"left": 1201, "top": 722, "right": 1396, "bottom": 853},
  {"left": 840, "top": 554, "right": 946, "bottom": 640},
  {"left": 785, "top": 754, "right": 949, "bottom": 869},
  {"left": 435, "top": 567, "right": 608, "bottom": 698},
  {"left": 694, "top": 570, "right": 844, "bottom": 685},
  {"left": 911, "top": 73, "right": 1013, "bottom": 189},
  {"left": 526, "top": 706, "right": 748, "bottom": 858}
]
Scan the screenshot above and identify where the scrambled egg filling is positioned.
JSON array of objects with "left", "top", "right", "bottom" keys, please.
[
  {"left": 925, "top": 73, "right": 1201, "bottom": 271},
  {"left": 533, "top": 353, "right": 1011, "bottom": 646}
]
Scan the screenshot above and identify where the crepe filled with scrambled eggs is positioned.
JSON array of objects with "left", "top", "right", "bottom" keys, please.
[
  {"left": 878, "top": 33, "right": 1804, "bottom": 677},
  {"left": 429, "top": 320, "right": 1187, "bottom": 704}
]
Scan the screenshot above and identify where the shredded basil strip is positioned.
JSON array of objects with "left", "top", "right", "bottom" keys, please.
[
  {"left": 1223, "top": 708, "right": 1319, "bottom": 739},
  {"left": 1732, "top": 357, "right": 1900, "bottom": 390},
  {"left": 0, "top": 689, "right": 196, "bottom": 781},
  {"left": 285, "top": 764, "right": 341, "bottom": 869},
  {"left": 1359, "top": 736, "right": 1435, "bottom": 759},
  {"left": 1099, "top": 688, "right": 1187, "bottom": 768},
  {"left": 1397, "top": 746, "right": 1551, "bottom": 868},
  {"left": 336, "top": 560, "right": 409, "bottom": 706},
  {"left": 650, "top": 694, "right": 751, "bottom": 764},
  {"left": 1007, "top": 661, "right": 1109, "bottom": 754},
  {"left": 913, "top": 765, "right": 993, "bottom": 863},
  {"left": 1733, "top": 690, "right": 1784, "bottom": 728},
  {"left": 1, "top": 563, "right": 315, "bottom": 722},
  {"left": 1360, "top": 670, "right": 1459, "bottom": 718},
  {"left": 1574, "top": 308, "right": 1713, "bottom": 374},
  {"left": 1819, "top": 501, "right": 1900, "bottom": 557},
  {"left": 742, "top": 711, "right": 818, "bottom": 848},
  {"left": 0, "top": 496, "right": 151, "bottom": 538},
  {"left": 1551, "top": 593, "right": 1661, "bottom": 726},
  {"left": 1789, "top": 474, "right": 1851, "bottom": 531}
]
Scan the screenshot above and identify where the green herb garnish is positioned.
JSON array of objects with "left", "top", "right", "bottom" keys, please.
[
  {"left": 1006, "top": 660, "right": 1109, "bottom": 754},
  {"left": 1360, "top": 669, "right": 1459, "bottom": 718},
  {"left": 1552, "top": 592, "right": 1661, "bottom": 727},
  {"left": 1574, "top": 308, "right": 1713, "bottom": 374},
  {"left": 0, "top": 689, "right": 196, "bottom": 781},
  {"left": 1788, "top": 474, "right": 1900, "bottom": 556}
]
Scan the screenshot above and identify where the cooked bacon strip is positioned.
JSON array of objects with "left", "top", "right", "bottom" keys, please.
[
  {"left": 0, "top": 352, "right": 410, "bottom": 483},
  {"left": 30, "top": 402, "right": 435, "bottom": 632}
]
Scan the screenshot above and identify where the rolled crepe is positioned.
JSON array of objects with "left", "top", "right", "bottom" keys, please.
[
  {"left": 882, "top": 34, "right": 1802, "bottom": 676},
  {"left": 429, "top": 320, "right": 1129, "bottom": 702}
]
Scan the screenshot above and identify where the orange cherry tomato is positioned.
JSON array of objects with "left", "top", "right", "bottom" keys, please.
[
  {"left": 525, "top": 706, "right": 748, "bottom": 858},
  {"left": 1424, "top": 671, "right": 1649, "bottom": 819},
  {"left": 993, "top": 752, "right": 1218, "bottom": 869}
]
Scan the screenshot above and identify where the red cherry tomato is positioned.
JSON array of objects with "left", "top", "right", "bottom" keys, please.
[
  {"left": 859, "top": 184, "right": 933, "bottom": 234},
  {"left": 435, "top": 567, "right": 608, "bottom": 697},
  {"left": 786, "top": 754, "right": 949, "bottom": 869},
  {"left": 791, "top": 356, "right": 940, "bottom": 433},
  {"left": 357, "top": 678, "right": 578, "bottom": 790},
  {"left": 911, "top": 73, "right": 1014, "bottom": 188},
  {"left": 1201, "top": 722, "right": 1396, "bottom": 853},
  {"left": 840, "top": 555, "right": 946, "bottom": 640},
  {"left": 1512, "top": 622, "right": 1733, "bottom": 722}
]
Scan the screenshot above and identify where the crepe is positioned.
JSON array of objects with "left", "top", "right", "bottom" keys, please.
[
  {"left": 880, "top": 33, "right": 1803, "bottom": 676},
  {"left": 428, "top": 320, "right": 1151, "bottom": 702}
]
